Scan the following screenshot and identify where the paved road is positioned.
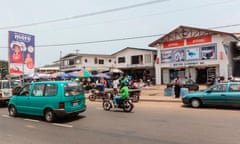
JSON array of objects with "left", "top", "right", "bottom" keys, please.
[{"left": 0, "top": 101, "right": 240, "bottom": 144}]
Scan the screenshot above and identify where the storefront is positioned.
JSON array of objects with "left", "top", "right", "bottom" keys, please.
[{"left": 149, "top": 26, "right": 239, "bottom": 85}]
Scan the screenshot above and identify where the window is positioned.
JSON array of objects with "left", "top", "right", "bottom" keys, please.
[
  {"left": 32, "top": 84, "right": 45, "bottom": 96},
  {"left": 19, "top": 84, "right": 31, "bottom": 96},
  {"left": 84, "top": 59, "right": 88, "bottom": 63},
  {"left": 99, "top": 59, "right": 104, "bottom": 64},
  {"left": 145, "top": 54, "right": 151, "bottom": 64},
  {"left": 64, "top": 83, "right": 84, "bottom": 96},
  {"left": 45, "top": 84, "right": 58, "bottom": 96},
  {"left": 69, "top": 59, "right": 74, "bottom": 65},
  {"left": 1, "top": 81, "right": 11, "bottom": 89},
  {"left": 211, "top": 84, "right": 227, "bottom": 92},
  {"left": 94, "top": 58, "right": 98, "bottom": 64},
  {"left": 229, "top": 84, "right": 240, "bottom": 92},
  {"left": 131, "top": 55, "right": 143, "bottom": 64},
  {"left": 118, "top": 57, "right": 125, "bottom": 63},
  {"left": 108, "top": 59, "right": 112, "bottom": 63}
]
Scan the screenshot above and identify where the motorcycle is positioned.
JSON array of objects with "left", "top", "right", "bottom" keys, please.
[
  {"left": 102, "top": 95, "right": 134, "bottom": 112},
  {"left": 88, "top": 88, "right": 112, "bottom": 101}
]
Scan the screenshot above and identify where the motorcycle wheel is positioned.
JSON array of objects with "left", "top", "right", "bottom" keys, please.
[
  {"left": 103, "top": 101, "right": 112, "bottom": 111},
  {"left": 89, "top": 94, "right": 96, "bottom": 101},
  {"left": 123, "top": 100, "right": 134, "bottom": 112},
  {"left": 131, "top": 94, "right": 140, "bottom": 102}
]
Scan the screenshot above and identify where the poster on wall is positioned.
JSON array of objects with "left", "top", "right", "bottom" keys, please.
[
  {"left": 173, "top": 49, "right": 185, "bottom": 62},
  {"left": 8, "top": 31, "right": 35, "bottom": 75},
  {"left": 161, "top": 50, "right": 172, "bottom": 63},
  {"left": 185, "top": 47, "right": 199, "bottom": 60},
  {"left": 200, "top": 45, "right": 216, "bottom": 60}
]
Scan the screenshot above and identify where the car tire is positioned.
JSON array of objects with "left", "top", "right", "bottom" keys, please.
[
  {"left": 44, "top": 109, "right": 56, "bottom": 122},
  {"left": 190, "top": 98, "right": 201, "bottom": 108},
  {"left": 8, "top": 105, "right": 17, "bottom": 117}
]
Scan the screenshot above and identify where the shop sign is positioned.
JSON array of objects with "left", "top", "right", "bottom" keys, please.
[
  {"left": 187, "top": 36, "right": 212, "bottom": 45},
  {"left": 172, "top": 61, "right": 206, "bottom": 67},
  {"left": 61, "top": 65, "right": 76, "bottom": 69},
  {"left": 163, "top": 40, "right": 184, "bottom": 48}
]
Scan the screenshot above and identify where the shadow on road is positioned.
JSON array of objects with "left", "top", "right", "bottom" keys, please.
[{"left": 181, "top": 104, "right": 240, "bottom": 111}]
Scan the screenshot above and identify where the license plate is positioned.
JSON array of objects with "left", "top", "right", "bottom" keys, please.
[{"left": 72, "top": 101, "right": 78, "bottom": 106}]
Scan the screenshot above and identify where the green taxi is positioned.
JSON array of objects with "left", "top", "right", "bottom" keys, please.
[{"left": 8, "top": 81, "right": 86, "bottom": 122}]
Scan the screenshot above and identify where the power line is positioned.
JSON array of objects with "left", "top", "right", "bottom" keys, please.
[
  {"left": 37, "top": 34, "right": 164, "bottom": 47},
  {"left": 0, "top": 23, "right": 239, "bottom": 49},
  {"left": 0, "top": 0, "right": 169, "bottom": 30}
]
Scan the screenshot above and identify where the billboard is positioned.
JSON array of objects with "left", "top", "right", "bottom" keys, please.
[{"left": 8, "top": 31, "right": 35, "bottom": 75}]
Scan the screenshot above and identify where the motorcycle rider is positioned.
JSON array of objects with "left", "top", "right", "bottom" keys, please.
[{"left": 113, "top": 79, "right": 129, "bottom": 107}]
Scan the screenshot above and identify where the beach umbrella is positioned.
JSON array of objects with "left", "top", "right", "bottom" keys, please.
[
  {"left": 86, "top": 67, "right": 97, "bottom": 72},
  {"left": 67, "top": 71, "right": 80, "bottom": 78},
  {"left": 94, "top": 73, "right": 111, "bottom": 79},
  {"left": 78, "top": 70, "right": 92, "bottom": 78},
  {"left": 38, "top": 73, "right": 51, "bottom": 79},
  {"left": 109, "top": 68, "right": 123, "bottom": 73},
  {"left": 50, "top": 72, "right": 65, "bottom": 78},
  {"left": 56, "top": 73, "right": 70, "bottom": 79}
]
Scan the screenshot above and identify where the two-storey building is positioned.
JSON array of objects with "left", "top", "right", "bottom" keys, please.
[
  {"left": 149, "top": 25, "right": 239, "bottom": 85},
  {"left": 37, "top": 47, "right": 157, "bottom": 81}
]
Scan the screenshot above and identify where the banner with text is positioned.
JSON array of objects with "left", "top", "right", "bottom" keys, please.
[{"left": 8, "top": 31, "right": 35, "bottom": 75}]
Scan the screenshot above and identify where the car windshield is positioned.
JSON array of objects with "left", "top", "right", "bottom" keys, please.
[
  {"left": 64, "top": 82, "right": 84, "bottom": 96},
  {"left": 1, "top": 81, "right": 11, "bottom": 89}
]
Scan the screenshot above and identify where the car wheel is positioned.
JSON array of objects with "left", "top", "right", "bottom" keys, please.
[
  {"left": 44, "top": 109, "right": 55, "bottom": 122},
  {"left": 8, "top": 105, "right": 17, "bottom": 117},
  {"left": 190, "top": 98, "right": 201, "bottom": 108}
]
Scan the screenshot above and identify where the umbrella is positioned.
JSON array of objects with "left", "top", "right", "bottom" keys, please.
[
  {"left": 67, "top": 71, "right": 79, "bottom": 78},
  {"left": 50, "top": 72, "right": 65, "bottom": 78},
  {"left": 56, "top": 73, "right": 70, "bottom": 79},
  {"left": 86, "top": 67, "right": 97, "bottom": 72},
  {"left": 109, "top": 68, "right": 123, "bottom": 73},
  {"left": 94, "top": 73, "right": 111, "bottom": 79},
  {"left": 78, "top": 70, "right": 92, "bottom": 78}
]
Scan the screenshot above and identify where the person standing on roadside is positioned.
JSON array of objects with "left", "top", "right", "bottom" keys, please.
[{"left": 174, "top": 76, "right": 181, "bottom": 98}]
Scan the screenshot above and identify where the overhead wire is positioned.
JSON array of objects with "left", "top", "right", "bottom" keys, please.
[
  {"left": 0, "top": 0, "right": 239, "bottom": 49},
  {"left": 0, "top": 0, "right": 169, "bottom": 30}
]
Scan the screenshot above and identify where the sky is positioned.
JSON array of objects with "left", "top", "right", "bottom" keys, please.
[{"left": 1, "top": 0, "right": 240, "bottom": 67}]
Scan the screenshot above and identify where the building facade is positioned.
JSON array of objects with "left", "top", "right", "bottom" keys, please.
[
  {"left": 113, "top": 47, "right": 157, "bottom": 81},
  {"left": 37, "top": 47, "right": 157, "bottom": 81},
  {"left": 149, "top": 25, "right": 239, "bottom": 85}
]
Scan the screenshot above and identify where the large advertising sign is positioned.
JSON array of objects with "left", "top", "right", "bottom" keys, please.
[
  {"left": 185, "top": 47, "right": 200, "bottom": 60},
  {"left": 161, "top": 50, "right": 172, "bottom": 63},
  {"left": 173, "top": 49, "right": 185, "bottom": 62},
  {"left": 8, "top": 31, "right": 35, "bottom": 75}
]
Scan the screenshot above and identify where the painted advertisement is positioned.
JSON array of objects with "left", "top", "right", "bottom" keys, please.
[
  {"left": 185, "top": 47, "right": 200, "bottom": 60},
  {"left": 200, "top": 45, "right": 216, "bottom": 60},
  {"left": 173, "top": 49, "right": 185, "bottom": 62},
  {"left": 8, "top": 31, "right": 35, "bottom": 75},
  {"left": 161, "top": 50, "right": 172, "bottom": 63}
]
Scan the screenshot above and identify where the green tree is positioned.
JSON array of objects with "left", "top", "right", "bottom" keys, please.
[{"left": 0, "top": 60, "right": 8, "bottom": 79}]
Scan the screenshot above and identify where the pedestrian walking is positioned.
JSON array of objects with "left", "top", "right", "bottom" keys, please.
[{"left": 174, "top": 76, "right": 181, "bottom": 98}]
